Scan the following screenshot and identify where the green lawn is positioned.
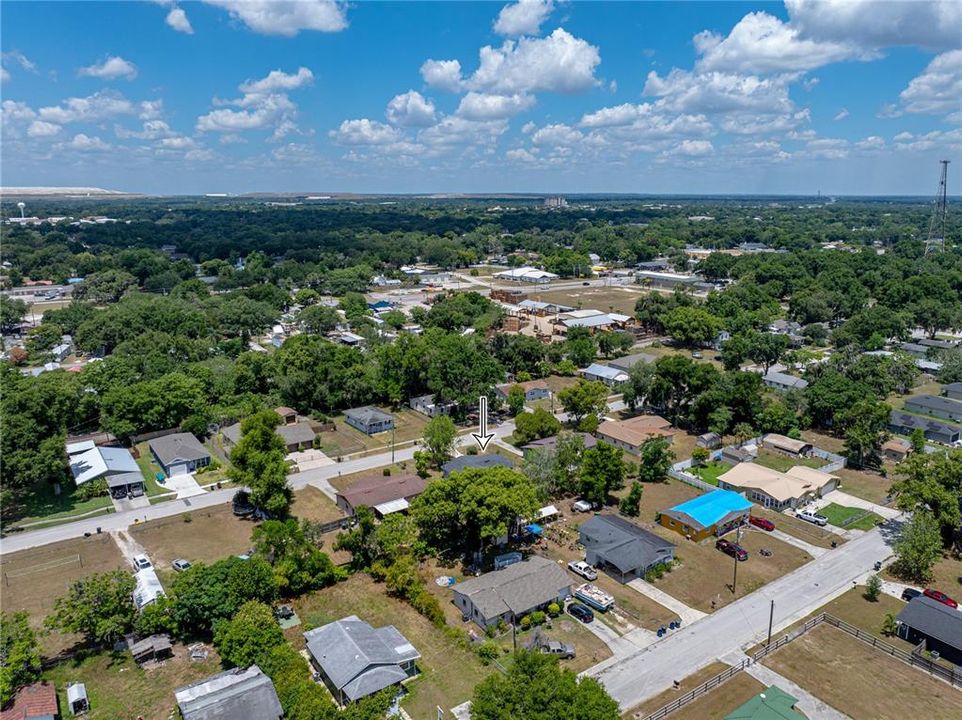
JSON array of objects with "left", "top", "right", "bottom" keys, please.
[
  {"left": 819, "top": 503, "right": 883, "bottom": 531},
  {"left": 692, "top": 461, "right": 728, "bottom": 486},
  {"left": 753, "top": 450, "right": 825, "bottom": 473},
  {"left": 2, "top": 484, "right": 113, "bottom": 528}
]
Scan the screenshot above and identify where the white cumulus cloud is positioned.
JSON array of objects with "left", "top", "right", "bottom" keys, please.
[
  {"left": 203, "top": 0, "right": 348, "bottom": 36},
  {"left": 239, "top": 67, "right": 314, "bottom": 94},
  {"left": 899, "top": 49, "right": 962, "bottom": 116},
  {"left": 386, "top": 91, "right": 437, "bottom": 127},
  {"left": 27, "top": 121, "right": 61, "bottom": 138},
  {"left": 78, "top": 55, "right": 138, "bottom": 80},
  {"left": 166, "top": 7, "right": 194, "bottom": 34},
  {"left": 330, "top": 119, "right": 403, "bottom": 145},
  {"left": 674, "top": 139, "right": 714, "bottom": 157},
  {"left": 420, "top": 59, "right": 463, "bottom": 93},
  {"left": 59, "top": 133, "right": 111, "bottom": 151},
  {"left": 493, "top": 0, "right": 554, "bottom": 37},
  {"left": 456, "top": 92, "right": 535, "bottom": 120},
  {"left": 833, "top": 108, "right": 849, "bottom": 121}
]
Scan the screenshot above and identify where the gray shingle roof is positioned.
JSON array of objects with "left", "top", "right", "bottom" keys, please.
[
  {"left": 149, "top": 433, "right": 210, "bottom": 468},
  {"left": 175, "top": 665, "right": 282, "bottom": 720},
  {"left": 344, "top": 406, "right": 393, "bottom": 425},
  {"left": 890, "top": 411, "right": 961, "bottom": 436},
  {"left": 897, "top": 596, "right": 962, "bottom": 650},
  {"left": 904, "top": 394, "right": 962, "bottom": 416},
  {"left": 763, "top": 371, "right": 808, "bottom": 390},
  {"left": 608, "top": 352, "right": 657, "bottom": 371},
  {"left": 442, "top": 454, "right": 513, "bottom": 476},
  {"left": 276, "top": 423, "right": 316, "bottom": 445},
  {"left": 579, "top": 515, "right": 675, "bottom": 575},
  {"left": 452, "top": 556, "right": 571, "bottom": 619},
  {"left": 304, "top": 616, "right": 419, "bottom": 702}
]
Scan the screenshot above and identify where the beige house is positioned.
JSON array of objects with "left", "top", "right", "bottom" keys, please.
[
  {"left": 760, "top": 433, "right": 813, "bottom": 457},
  {"left": 718, "top": 462, "right": 838, "bottom": 510},
  {"left": 595, "top": 415, "right": 674, "bottom": 454}
]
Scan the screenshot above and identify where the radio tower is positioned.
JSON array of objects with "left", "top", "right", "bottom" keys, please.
[{"left": 924, "top": 159, "right": 949, "bottom": 255}]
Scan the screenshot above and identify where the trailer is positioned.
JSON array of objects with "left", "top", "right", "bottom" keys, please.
[{"left": 574, "top": 583, "right": 614, "bottom": 612}]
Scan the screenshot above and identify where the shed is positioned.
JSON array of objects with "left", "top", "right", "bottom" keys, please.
[
  {"left": 760, "top": 434, "right": 812, "bottom": 457},
  {"left": 881, "top": 437, "right": 911, "bottom": 462},
  {"left": 133, "top": 567, "right": 165, "bottom": 611},
  {"left": 579, "top": 515, "right": 676, "bottom": 583},
  {"left": 129, "top": 633, "right": 173, "bottom": 664},
  {"left": 66, "top": 683, "right": 88, "bottom": 715},
  {"left": 659, "top": 490, "right": 751, "bottom": 541},
  {"left": 696, "top": 432, "right": 722, "bottom": 449},
  {"left": 274, "top": 406, "right": 297, "bottom": 425}
]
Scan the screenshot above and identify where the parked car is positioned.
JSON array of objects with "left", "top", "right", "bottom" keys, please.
[
  {"left": 567, "top": 560, "right": 598, "bottom": 581},
  {"left": 172, "top": 559, "right": 192, "bottom": 572},
  {"left": 923, "top": 588, "right": 959, "bottom": 608},
  {"left": 715, "top": 538, "right": 748, "bottom": 561},
  {"left": 567, "top": 602, "right": 595, "bottom": 624},
  {"left": 901, "top": 588, "right": 922, "bottom": 602},
  {"left": 582, "top": 281, "right": 590, "bottom": 286},
  {"left": 749, "top": 515, "right": 775, "bottom": 532},
  {"left": 796, "top": 510, "right": 828, "bottom": 527},
  {"left": 691, "top": 351, "right": 703, "bottom": 359},
  {"left": 132, "top": 554, "right": 152, "bottom": 570},
  {"left": 540, "top": 640, "right": 575, "bottom": 659},
  {"left": 571, "top": 500, "right": 594, "bottom": 513}
]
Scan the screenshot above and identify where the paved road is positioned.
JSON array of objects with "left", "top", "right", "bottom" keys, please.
[
  {"left": 0, "top": 420, "right": 518, "bottom": 555},
  {"left": 587, "top": 517, "right": 904, "bottom": 711}
]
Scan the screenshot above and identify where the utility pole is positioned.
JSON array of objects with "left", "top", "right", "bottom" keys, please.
[
  {"left": 391, "top": 424, "right": 395, "bottom": 464},
  {"left": 730, "top": 524, "right": 741, "bottom": 594},
  {"left": 767, "top": 599, "right": 774, "bottom": 647}
]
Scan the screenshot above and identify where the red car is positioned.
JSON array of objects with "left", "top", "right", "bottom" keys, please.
[
  {"left": 749, "top": 516, "right": 775, "bottom": 532},
  {"left": 923, "top": 588, "right": 959, "bottom": 608},
  {"left": 716, "top": 538, "right": 748, "bottom": 561}
]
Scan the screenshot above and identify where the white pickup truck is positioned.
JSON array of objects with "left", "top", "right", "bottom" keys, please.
[
  {"left": 567, "top": 560, "right": 598, "bottom": 581},
  {"left": 796, "top": 510, "right": 829, "bottom": 526}
]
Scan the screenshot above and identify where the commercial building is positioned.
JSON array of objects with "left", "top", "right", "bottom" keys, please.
[
  {"left": 718, "top": 463, "right": 838, "bottom": 511},
  {"left": 493, "top": 266, "right": 559, "bottom": 283},
  {"left": 658, "top": 489, "right": 752, "bottom": 541}
]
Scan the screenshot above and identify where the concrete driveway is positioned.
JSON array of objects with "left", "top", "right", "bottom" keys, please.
[{"left": 162, "top": 472, "right": 205, "bottom": 499}]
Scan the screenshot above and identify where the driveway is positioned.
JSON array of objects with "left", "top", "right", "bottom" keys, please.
[
  {"left": 815, "top": 489, "right": 901, "bottom": 520},
  {"left": 112, "top": 494, "right": 150, "bottom": 512},
  {"left": 626, "top": 578, "right": 707, "bottom": 625},
  {"left": 162, "top": 472, "right": 205, "bottom": 499}
]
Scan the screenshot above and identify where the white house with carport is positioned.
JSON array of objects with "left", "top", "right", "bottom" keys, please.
[
  {"left": 582, "top": 362, "right": 629, "bottom": 386},
  {"left": 66, "top": 440, "right": 145, "bottom": 498}
]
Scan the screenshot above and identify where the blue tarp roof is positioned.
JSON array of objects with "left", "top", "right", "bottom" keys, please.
[
  {"left": 526, "top": 524, "right": 543, "bottom": 535},
  {"left": 667, "top": 490, "right": 751, "bottom": 528}
]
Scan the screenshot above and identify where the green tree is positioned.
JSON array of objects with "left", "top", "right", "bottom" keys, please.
[
  {"left": 213, "top": 600, "right": 285, "bottom": 668},
  {"left": 557, "top": 380, "right": 608, "bottom": 425},
  {"left": 422, "top": 414, "right": 457, "bottom": 467},
  {"left": 619, "top": 482, "right": 644, "bottom": 517},
  {"left": 471, "top": 650, "right": 618, "bottom": 720},
  {"left": 909, "top": 428, "right": 926, "bottom": 454},
  {"left": 25, "top": 322, "right": 64, "bottom": 358},
  {"left": 691, "top": 447, "right": 709, "bottom": 465},
  {"left": 841, "top": 400, "right": 891, "bottom": 469},
  {"left": 0, "top": 296, "right": 28, "bottom": 332},
  {"left": 621, "top": 361, "right": 655, "bottom": 411},
  {"left": 637, "top": 437, "right": 675, "bottom": 483},
  {"left": 890, "top": 449, "right": 962, "bottom": 542},
  {"left": 662, "top": 306, "right": 722, "bottom": 347},
  {"left": 892, "top": 509, "right": 942, "bottom": 583},
  {"left": 44, "top": 570, "right": 136, "bottom": 646},
  {"left": 74, "top": 268, "right": 137, "bottom": 303},
  {"left": 564, "top": 327, "right": 598, "bottom": 367},
  {"left": 298, "top": 304, "right": 340, "bottom": 334},
  {"left": 864, "top": 574, "right": 882, "bottom": 601},
  {"left": 228, "top": 410, "right": 292, "bottom": 516},
  {"left": 0, "top": 612, "right": 42, "bottom": 706},
  {"left": 507, "top": 385, "right": 526, "bottom": 416},
  {"left": 252, "top": 519, "right": 345, "bottom": 594},
  {"left": 513, "top": 408, "right": 562, "bottom": 445},
  {"left": 578, "top": 441, "right": 625, "bottom": 506}
]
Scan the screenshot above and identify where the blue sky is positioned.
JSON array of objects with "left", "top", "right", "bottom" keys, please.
[{"left": 2, "top": 1, "right": 959, "bottom": 195}]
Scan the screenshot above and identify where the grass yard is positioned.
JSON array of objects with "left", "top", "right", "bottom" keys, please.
[
  {"left": 2, "top": 485, "right": 113, "bottom": 529},
  {"left": 499, "top": 616, "right": 613, "bottom": 674},
  {"left": 885, "top": 552, "right": 962, "bottom": 593},
  {"left": 290, "top": 573, "right": 492, "bottom": 720},
  {"left": 316, "top": 409, "right": 429, "bottom": 459},
  {"left": 290, "top": 486, "right": 346, "bottom": 525},
  {"left": 753, "top": 450, "right": 825, "bottom": 473},
  {"left": 542, "top": 374, "right": 581, "bottom": 395},
  {"left": 752, "top": 507, "right": 843, "bottom": 548},
  {"left": 607, "top": 478, "right": 702, "bottom": 525},
  {"left": 647, "top": 526, "right": 814, "bottom": 613},
  {"left": 800, "top": 430, "right": 844, "bottom": 454},
  {"left": 762, "top": 625, "right": 962, "bottom": 720},
  {"left": 129, "top": 504, "right": 258, "bottom": 568},
  {"left": 528, "top": 286, "right": 645, "bottom": 316},
  {"left": 622, "top": 662, "right": 766, "bottom": 720},
  {"left": 692, "top": 461, "right": 728, "bottom": 486},
  {"left": 44, "top": 643, "right": 223, "bottom": 720},
  {"left": 834, "top": 466, "right": 893, "bottom": 505},
  {"left": 0, "top": 535, "right": 127, "bottom": 654},
  {"left": 885, "top": 379, "right": 943, "bottom": 411},
  {"left": 818, "top": 503, "right": 883, "bottom": 531}
]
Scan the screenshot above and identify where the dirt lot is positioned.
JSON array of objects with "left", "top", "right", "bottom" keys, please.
[
  {"left": 44, "top": 643, "right": 223, "bottom": 720},
  {"left": 528, "top": 286, "right": 647, "bottom": 315},
  {"left": 290, "top": 486, "right": 345, "bottom": 524},
  {"left": 885, "top": 552, "right": 962, "bottom": 595},
  {"left": 834, "top": 466, "right": 894, "bottom": 505},
  {"left": 622, "top": 661, "right": 766, "bottom": 720},
  {"left": 0, "top": 535, "right": 127, "bottom": 647},
  {"left": 762, "top": 625, "right": 962, "bottom": 719},
  {"left": 328, "top": 462, "right": 435, "bottom": 494},
  {"left": 290, "top": 573, "right": 492, "bottom": 720},
  {"left": 648, "top": 525, "right": 814, "bottom": 613},
  {"left": 129, "top": 504, "right": 257, "bottom": 568}
]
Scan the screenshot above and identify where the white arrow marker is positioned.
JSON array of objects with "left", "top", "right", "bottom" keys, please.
[{"left": 472, "top": 396, "right": 495, "bottom": 451}]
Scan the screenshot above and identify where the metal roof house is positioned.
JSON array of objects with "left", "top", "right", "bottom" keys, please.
[
  {"left": 579, "top": 515, "right": 676, "bottom": 583},
  {"left": 658, "top": 490, "right": 752, "bottom": 541},
  {"left": 452, "top": 556, "right": 571, "bottom": 629},
  {"left": 174, "top": 665, "right": 283, "bottom": 720},
  {"left": 903, "top": 394, "right": 962, "bottom": 423},
  {"left": 442, "top": 454, "right": 513, "bottom": 477},
  {"left": 335, "top": 474, "right": 428, "bottom": 518},
  {"left": 761, "top": 371, "right": 808, "bottom": 392},
  {"left": 896, "top": 596, "right": 962, "bottom": 665},
  {"left": 304, "top": 616, "right": 420, "bottom": 705},
  {"left": 344, "top": 406, "right": 394, "bottom": 435},
  {"left": 582, "top": 363, "right": 629, "bottom": 386},
  {"left": 889, "top": 411, "right": 961, "bottom": 445},
  {"left": 66, "top": 441, "right": 144, "bottom": 498},
  {"left": 148, "top": 433, "right": 211, "bottom": 477}
]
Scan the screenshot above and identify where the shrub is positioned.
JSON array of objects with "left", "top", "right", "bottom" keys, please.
[
  {"left": 466, "top": 445, "right": 479, "bottom": 455},
  {"left": 547, "top": 602, "right": 560, "bottom": 617},
  {"left": 476, "top": 639, "right": 500, "bottom": 664},
  {"left": 530, "top": 611, "right": 546, "bottom": 625},
  {"left": 76, "top": 477, "right": 108, "bottom": 501},
  {"left": 183, "top": 513, "right": 192, "bottom": 523},
  {"left": 383, "top": 467, "right": 391, "bottom": 476},
  {"left": 864, "top": 574, "right": 882, "bottom": 601},
  {"left": 520, "top": 615, "right": 532, "bottom": 629}
]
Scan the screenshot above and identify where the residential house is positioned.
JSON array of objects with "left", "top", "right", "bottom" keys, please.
[
  {"left": 495, "top": 379, "right": 551, "bottom": 402},
  {"left": 608, "top": 352, "right": 656, "bottom": 372},
  {"left": 899, "top": 342, "right": 932, "bottom": 358},
  {"left": 579, "top": 515, "right": 676, "bottom": 583},
  {"left": 896, "top": 596, "right": 962, "bottom": 665},
  {"left": 442, "top": 454, "right": 513, "bottom": 477},
  {"left": 718, "top": 463, "right": 839, "bottom": 511},
  {"left": 582, "top": 363, "right": 629, "bottom": 386},
  {"left": 367, "top": 300, "right": 393, "bottom": 313},
  {"left": 493, "top": 266, "right": 559, "bottom": 283},
  {"left": 903, "top": 394, "right": 962, "bottom": 423},
  {"left": 760, "top": 434, "right": 813, "bottom": 457},
  {"left": 889, "top": 411, "right": 961, "bottom": 445},
  {"left": 274, "top": 406, "right": 298, "bottom": 425},
  {"left": 881, "top": 437, "right": 911, "bottom": 462},
  {"left": 223, "top": 421, "right": 315, "bottom": 452},
  {"left": 344, "top": 406, "right": 394, "bottom": 435},
  {"left": 595, "top": 415, "right": 674, "bottom": 455},
  {"left": 943, "top": 382, "right": 962, "bottom": 401},
  {"left": 521, "top": 432, "right": 596, "bottom": 459},
  {"left": 174, "top": 666, "right": 283, "bottom": 720},
  {"left": 148, "top": 433, "right": 211, "bottom": 477},
  {"left": 724, "top": 686, "right": 805, "bottom": 720},
  {"left": 696, "top": 432, "right": 722, "bottom": 450},
  {"left": 918, "top": 337, "right": 957, "bottom": 351},
  {"left": 452, "top": 556, "right": 572, "bottom": 629},
  {"left": 0, "top": 682, "right": 59, "bottom": 720},
  {"left": 335, "top": 474, "right": 427, "bottom": 518},
  {"left": 658, "top": 489, "right": 752, "bottom": 541},
  {"left": 762, "top": 370, "right": 808, "bottom": 392},
  {"left": 66, "top": 441, "right": 144, "bottom": 498},
  {"left": 304, "top": 616, "right": 419, "bottom": 704},
  {"left": 409, "top": 393, "right": 456, "bottom": 418}
]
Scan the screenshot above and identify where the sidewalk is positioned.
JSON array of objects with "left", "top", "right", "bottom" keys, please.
[
  {"left": 766, "top": 528, "right": 827, "bottom": 557},
  {"left": 626, "top": 578, "right": 707, "bottom": 625}
]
